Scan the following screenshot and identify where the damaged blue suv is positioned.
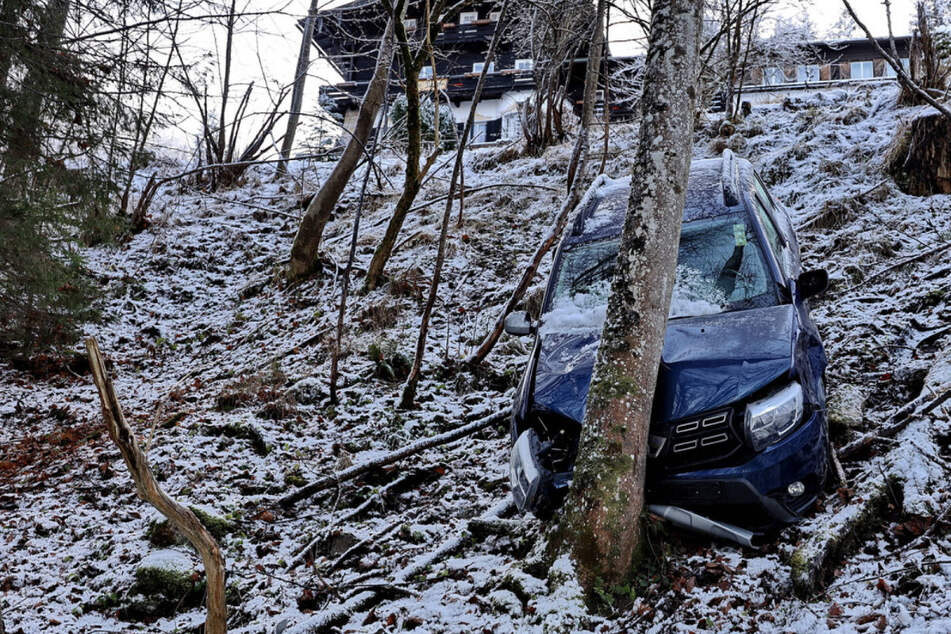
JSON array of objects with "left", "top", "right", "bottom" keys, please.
[{"left": 506, "top": 150, "right": 830, "bottom": 546}]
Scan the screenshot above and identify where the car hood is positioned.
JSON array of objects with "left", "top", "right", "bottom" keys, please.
[{"left": 530, "top": 304, "right": 796, "bottom": 424}]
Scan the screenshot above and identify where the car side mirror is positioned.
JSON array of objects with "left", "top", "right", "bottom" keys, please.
[
  {"left": 503, "top": 311, "right": 535, "bottom": 336},
  {"left": 798, "top": 269, "right": 829, "bottom": 299}
]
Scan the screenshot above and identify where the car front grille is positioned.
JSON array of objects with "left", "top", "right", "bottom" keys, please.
[{"left": 661, "top": 407, "right": 744, "bottom": 470}]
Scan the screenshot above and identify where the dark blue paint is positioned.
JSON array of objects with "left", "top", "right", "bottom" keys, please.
[{"left": 509, "top": 155, "right": 830, "bottom": 530}]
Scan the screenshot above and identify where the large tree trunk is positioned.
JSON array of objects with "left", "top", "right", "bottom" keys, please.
[
  {"left": 886, "top": 112, "right": 951, "bottom": 195},
  {"left": 276, "top": 0, "right": 320, "bottom": 177},
  {"left": 555, "top": 0, "right": 704, "bottom": 594},
  {"left": 287, "top": 17, "right": 395, "bottom": 281}
]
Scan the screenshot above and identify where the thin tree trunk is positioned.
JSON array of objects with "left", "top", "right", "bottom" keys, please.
[
  {"left": 279, "top": 408, "right": 510, "bottom": 508},
  {"left": 842, "top": 0, "right": 951, "bottom": 121},
  {"left": 287, "top": 17, "right": 395, "bottom": 281},
  {"left": 276, "top": 0, "right": 320, "bottom": 177},
  {"left": 86, "top": 338, "right": 227, "bottom": 634},
  {"left": 466, "top": 1, "right": 607, "bottom": 367},
  {"left": 216, "top": 0, "right": 236, "bottom": 168},
  {"left": 363, "top": 1, "right": 433, "bottom": 292},
  {"left": 554, "top": 0, "right": 703, "bottom": 593},
  {"left": 329, "top": 93, "right": 388, "bottom": 403},
  {"left": 398, "top": 0, "right": 513, "bottom": 409}
]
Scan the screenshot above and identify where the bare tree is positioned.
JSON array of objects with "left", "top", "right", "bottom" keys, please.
[
  {"left": 466, "top": 1, "right": 606, "bottom": 367},
  {"left": 842, "top": 0, "right": 951, "bottom": 120},
  {"left": 276, "top": 0, "right": 320, "bottom": 177},
  {"left": 87, "top": 337, "right": 226, "bottom": 634},
  {"left": 362, "top": 0, "right": 450, "bottom": 292},
  {"left": 399, "top": 0, "right": 515, "bottom": 409},
  {"left": 554, "top": 0, "right": 703, "bottom": 592},
  {"left": 509, "top": 0, "right": 595, "bottom": 155},
  {"left": 288, "top": 16, "right": 396, "bottom": 282}
]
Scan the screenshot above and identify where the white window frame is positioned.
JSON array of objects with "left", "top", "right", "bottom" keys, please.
[
  {"left": 796, "top": 64, "right": 819, "bottom": 83},
  {"left": 471, "top": 121, "right": 488, "bottom": 143},
  {"left": 402, "top": 18, "right": 417, "bottom": 31},
  {"left": 763, "top": 67, "right": 785, "bottom": 86},
  {"left": 419, "top": 65, "right": 434, "bottom": 79},
  {"left": 515, "top": 58, "right": 534, "bottom": 72},
  {"left": 472, "top": 61, "right": 495, "bottom": 74},
  {"left": 502, "top": 112, "right": 520, "bottom": 140},
  {"left": 459, "top": 11, "right": 478, "bottom": 24},
  {"left": 850, "top": 60, "right": 874, "bottom": 79}
]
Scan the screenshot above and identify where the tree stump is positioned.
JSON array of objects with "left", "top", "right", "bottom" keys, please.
[{"left": 886, "top": 113, "right": 951, "bottom": 195}]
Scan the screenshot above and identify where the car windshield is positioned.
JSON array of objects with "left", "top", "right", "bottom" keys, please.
[{"left": 541, "top": 213, "right": 776, "bottom": 335}]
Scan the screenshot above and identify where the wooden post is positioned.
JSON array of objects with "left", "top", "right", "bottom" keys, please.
[{"left": 86, "top": 337, "right": 227, "bottom": 634}]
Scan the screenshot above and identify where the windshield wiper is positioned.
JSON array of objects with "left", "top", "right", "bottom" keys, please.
[{"left": 571, "top": 254, "right": 616, "bottom": 292}]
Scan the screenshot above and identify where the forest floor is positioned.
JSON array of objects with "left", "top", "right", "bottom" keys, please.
[{"left": 2, "top": 83, "right": 951, "bottom": 633}]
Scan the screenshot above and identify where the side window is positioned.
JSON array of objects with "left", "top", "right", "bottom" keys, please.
[{"left": 750, "top": 195, "right": 785, "bottom": 276}]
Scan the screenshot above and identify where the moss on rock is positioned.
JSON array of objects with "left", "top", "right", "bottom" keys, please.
[{"left": 134, "top": 549, "right": 196, "bottom": 598}]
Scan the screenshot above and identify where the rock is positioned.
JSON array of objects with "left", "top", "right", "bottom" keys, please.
[
  {"left": 289, "top": 376, "right": 325, "bottom": 405},
  {"left": 487, "top": 589, "right": 522, "bottom": 616},
  {"left": 718, "top": 119, "right": 736, "bottom": 137},
  {"left": 839, "top": 106, "right": 867, "bottom": 125},
  {"left": 827, "top": 384, "right": 866, "bottom": 429},
  {"left": 134, "top": 549, "right": 196, "bottom": 598}
]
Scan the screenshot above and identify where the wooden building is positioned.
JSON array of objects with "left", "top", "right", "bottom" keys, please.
[{"left": 313, "top": 0, "right": 616, "bottom": 144}]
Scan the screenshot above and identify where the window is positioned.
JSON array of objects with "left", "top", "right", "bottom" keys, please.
[
  {"left": 459, "top": 11, "right": 478, "bottom": 24},
  {"left": 763, "top": 67, "right": 786, "bottom": 86},
  {"left": 850, "top": 61, "right": 874, "bottom": 79},
  {"left": 749, "top": 195, "right": 785, "bottom": 276},
  {"left": 489, "top": 11, "right": 501, "bottom": 21},
  {"left": 796, "top": 65, "right": 820, "bottom": 83},
  {"left": 402, "top": 18, "right": 417, "bottom": 31},
  {"left": 419, "top": 65, "right": 433, "bottom": 79},
  {"left": 884, "top": 58, "right": 910, "bottom": 77},
  {"left": 503, "top": 112, "right": 521, "bottom": 140},
  {"left": 472, "top": 61, "right": 495, "bottom": 74},
  {"left": 515, "top": 58, "right": 534, "bottom": 72},
  {"left": 471, "top": 121, "right": 487, "bottom": 143}
]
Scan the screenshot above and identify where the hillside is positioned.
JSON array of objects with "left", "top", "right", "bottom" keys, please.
[{"left": 2, "top": 83, "right": 950, "bottom": 633}]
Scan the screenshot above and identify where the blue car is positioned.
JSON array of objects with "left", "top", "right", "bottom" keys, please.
[{"left": 505, "top": 150, "right": 831, "bottom": 546}]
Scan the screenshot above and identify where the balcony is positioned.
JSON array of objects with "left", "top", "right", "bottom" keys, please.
[
  {"left": 435, "top": 20, "right": 496, "bottom": 45},
  {"left": 319, "top": 69, "right": 536, "bottom": 113}
]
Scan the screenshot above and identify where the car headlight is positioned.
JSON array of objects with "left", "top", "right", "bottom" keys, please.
[
  {"left": 744, "top": 381, "right": 803, "bottom": 451},
  {"left": 509, "top": 430, "right": 541, "bottom": 513}
]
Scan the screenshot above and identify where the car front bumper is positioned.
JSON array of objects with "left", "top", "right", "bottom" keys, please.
[{"left": 647, "top": 409, "right": 829, "bottom": 528}]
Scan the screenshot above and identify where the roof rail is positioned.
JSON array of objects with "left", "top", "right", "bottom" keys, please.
[{"left": 720, "top": 149, "right": 741, "bottom": 207}]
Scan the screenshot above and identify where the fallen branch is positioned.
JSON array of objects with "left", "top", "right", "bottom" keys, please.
[
  {"left": 838, "top": 242, "right": 951, "bottom": 295},
  {"left": 284, "top": 468, "right": 429, "bottom": 572},
  {"left": 278, "top": 408, "right": 510, "bottom": 508},
  {"left": 284, "top": 496, "right": 514, "bottom": 634},
  {"left": 839, "top": 388, "right": 951, "bottom": 461},
  {"left": 86, "top": 337, "right": 227, "bottom": 634}
]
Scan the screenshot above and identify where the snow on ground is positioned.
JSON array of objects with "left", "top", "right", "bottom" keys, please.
[{"left": 2, "top": 83, "right": 951, "bottom": 633}]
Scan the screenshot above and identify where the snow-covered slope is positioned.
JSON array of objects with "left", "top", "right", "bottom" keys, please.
[{"left": 2, "top": 83, "right": 950, "bottom": 633}]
